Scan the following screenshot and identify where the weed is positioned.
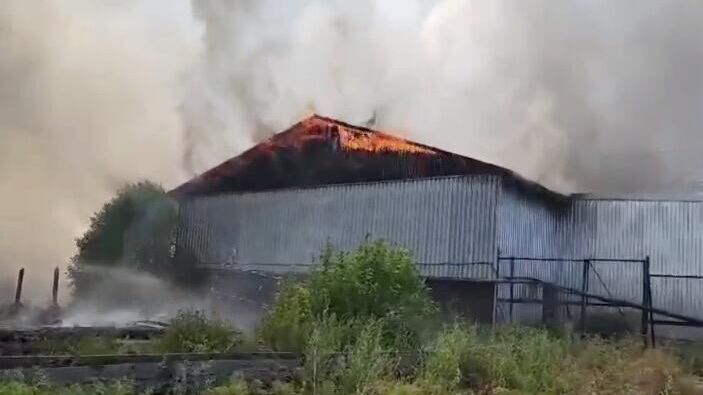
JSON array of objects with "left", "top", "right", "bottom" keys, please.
[
  {"left": 204, "top": 379, "right": 250, "bottom": 395},
  {"left": 258, "top": 281, "right": 312, "bottom": 352},
  {"left": 157, "top": 310, "right": 243, "bottom": 353},
  {"left": 0, "top": 381, "right": 135, "bottom": 395}
]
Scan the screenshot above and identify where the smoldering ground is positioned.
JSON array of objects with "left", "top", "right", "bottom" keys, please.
[
  {"left": 2, "top": 0, "right": 703, "bottom": 304},
  {"left": 61, "top": 266, "right": 261, "bottom": 332},
  {"left": 60, "top": 266, "right": 206, "bottom": 327}
]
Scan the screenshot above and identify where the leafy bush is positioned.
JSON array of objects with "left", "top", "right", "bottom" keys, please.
[
  {"left": 259, "top": 240, "right": 437, "bottom": 352},
  {"left": 68, "top": 181, "right": 204, "bottom": 298},
  {"left": 258, "top": 281, "right": 312, "bottom": 352},
  {"left": 308, "top": 241, "right": 436, "bottom": 322},
  {"left": 157, "top": 310, "right": 243, "bottom": 353}
]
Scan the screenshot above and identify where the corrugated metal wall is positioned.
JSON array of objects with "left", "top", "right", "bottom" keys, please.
[
  {"left": 176, "top": 175, "right": 500, "bottom": 279},
  {"left": 497, "top": 188, "right": 703, "bottom": 336},
  {"left": 177, "top": 171, "right": 703, "bottom": 338}
]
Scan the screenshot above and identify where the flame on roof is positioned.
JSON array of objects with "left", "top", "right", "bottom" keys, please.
[{"left": 171, "top": 115, "right": 561, "bottom": 200}]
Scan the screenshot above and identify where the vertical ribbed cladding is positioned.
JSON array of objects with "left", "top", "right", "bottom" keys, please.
[
  {"left": 495, "top": 183, "right": 567, "bottom": 323},
  {"left": 175, "top": 198, "right": 216, "bottom": 264},
  {"left": 496, "top": 188, "right": 703, "bottom": 334},
  {"left": 583, "top": 198, "right": 703, "bottom": 338},
  {"left": 175, "top": 175, "right": 500, "bottom": 279}
]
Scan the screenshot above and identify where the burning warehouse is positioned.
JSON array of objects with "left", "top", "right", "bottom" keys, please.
[{"left": 173, "top": 115, "right": 703, "bottom": 340}]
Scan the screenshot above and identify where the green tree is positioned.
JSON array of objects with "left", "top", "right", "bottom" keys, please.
[{"left": 67, "top": 181, "right": 197, "bottom": 297}]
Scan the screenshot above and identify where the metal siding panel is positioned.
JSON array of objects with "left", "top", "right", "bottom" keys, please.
[
  {"left": 496, "top": 186, "right": 562, "bottom": 323},
  {"left": 177, "top": 175, "right": 500, "bottom": 279},
  {"left": 497, "top": 190, "right": 703, "bottom": 333},
  {"left": 586, "top": 199, "right": 703, "bottom": 338}
]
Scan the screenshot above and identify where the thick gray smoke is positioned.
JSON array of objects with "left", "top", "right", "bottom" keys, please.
[
  {"left": 0, "top": 1, "right": 203, "bottom": 300},
  {"left": 185, "top": 0, "right": 703, "bottom": 195},
  {"left": 1, "top": 0, "right": 703, "bottom": 301}
]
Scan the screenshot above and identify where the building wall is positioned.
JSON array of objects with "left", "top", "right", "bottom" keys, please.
[
  {"left": 176, "top": 175, "right": 500, "bottom": 279},
  {"left": 177, "top": 174, "right": 703, "bottom": 338},
  {"left": 497, "top": 186, "right": 703, "bottom": 338}
]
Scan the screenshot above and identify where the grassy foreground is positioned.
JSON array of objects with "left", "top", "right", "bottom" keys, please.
[
  {"left": 3, "top": 241, "right": 703, "bottom": 394},
  {"left": 2, "top": 325, "right": 702, "bottom": 394}
]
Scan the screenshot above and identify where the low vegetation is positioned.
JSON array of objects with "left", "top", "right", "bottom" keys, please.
[
  {"left": 4, "top": 241, "right": 703, "bottom": 394},
  {"left": 156, "top": 310, "right": 243, "bottom": 353},
  {"left": 259, "top": 240, "right": 437, "bottom": 352},
  {"left": 0, "top": 381, "right": 135, "bottom": 395},
  {"left": 31, "top": 310, "right": 243, "bottom": 356}
]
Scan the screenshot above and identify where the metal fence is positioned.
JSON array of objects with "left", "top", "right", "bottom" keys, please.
[
  {"left": 495, "top": 254, "right": 703, "bottom": 346},
  {"left": 496, "top": 255, "right": 649, "bottom": 334}
]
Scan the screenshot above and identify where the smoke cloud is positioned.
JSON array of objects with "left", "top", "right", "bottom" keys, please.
[
  {"left": 0, "top": 1, "right": 203, "bottom": 300},
  {"left": 184, "top": 0, "right": 703, "bottom": 195},
  {"left": 1, "top": 0, "right": 703, "bottom": 300}
]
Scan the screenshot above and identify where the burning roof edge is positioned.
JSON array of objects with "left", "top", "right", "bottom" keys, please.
[{"left": 170, "top": 114, "right": 568, "bottom": 202}]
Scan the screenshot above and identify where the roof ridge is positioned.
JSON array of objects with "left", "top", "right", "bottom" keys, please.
[{"left": 309, "top": 114, "right": 381, "bottom": 135}]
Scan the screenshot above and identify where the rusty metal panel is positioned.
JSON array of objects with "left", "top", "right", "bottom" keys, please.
[{"left": 177, "top": 175, "right": 500, "bottom": 279}]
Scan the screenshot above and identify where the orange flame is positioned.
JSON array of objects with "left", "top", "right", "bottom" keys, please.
[
  {"left": 337, "top": 128, "right": 435, "bottom": 154},
  {"left": 296, "top": 115, "right": 437, "bottom": 155}
]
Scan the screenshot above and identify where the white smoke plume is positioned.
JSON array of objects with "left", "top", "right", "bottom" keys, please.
[
  {"left": 184, "top": 0, "right": 703, "bottom": 195},
  {"left": 0, "top": 1, "right": 203, "bottom": 300},
  {"left": 1, "top": 0, "right": 703, "bottom": 301}
]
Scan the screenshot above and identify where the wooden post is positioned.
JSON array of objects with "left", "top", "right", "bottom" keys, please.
[
  {"left": 52, "top": 266, "right": 60, "bottom": 307},
  {"left": 14, "top": 268, "right": 25, "bottom": 306},
  {"left": 641, "top": 259, "right": 649, "bottom": 346},
  {"left": 580, "top": 260, "right": 590, "bottom": 334},
  {"left": 509, "top": 257, "right": 515, "bottom": 324},
  {"left": 645, "top": 257, "right": 656, "bottom": 348}
]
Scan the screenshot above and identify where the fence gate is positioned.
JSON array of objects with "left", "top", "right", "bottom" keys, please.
[{"left": 495, "top": 254, "right": 655, "bottom": 344}]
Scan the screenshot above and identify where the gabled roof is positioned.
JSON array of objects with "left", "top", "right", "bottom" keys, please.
[{"left": 171, "top": 115, "right": 562, "bottom": 201}]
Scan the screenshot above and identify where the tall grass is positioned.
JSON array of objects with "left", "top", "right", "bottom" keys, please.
[
  {"left": 157, "top": 310, "right": 243, "bottom": 353},
  {"left": 6, "top": 240, "right": 700, "bottom": 394},
  {"left": 256, "top": 241, "right": 703, "bottom": 394},
  {"left": 0, "top": 381, "right": 136, "bottom": 395},
  {"left": 303, "top": 316, "right": 396, "bottom": 395}
]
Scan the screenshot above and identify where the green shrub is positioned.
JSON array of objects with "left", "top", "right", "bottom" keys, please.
[
  {"left": 157, "top": 310, "right": 243, "bottom": 353},
  {"left": 309, "top": 241, "right": 435, "bottom": 321},
  {"left": 259, "top": 240, "right": 437, "bottom": 352},
  {"left": 258, "top": 281, "right": 312, "bottom": 352}
]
